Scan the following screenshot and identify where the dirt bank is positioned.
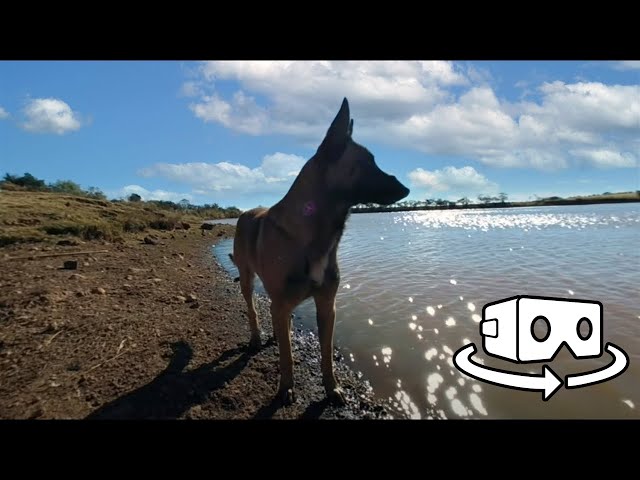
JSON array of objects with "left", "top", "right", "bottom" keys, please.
[{"left": 0, "top": 225, "right": 390, "bottom": 419}]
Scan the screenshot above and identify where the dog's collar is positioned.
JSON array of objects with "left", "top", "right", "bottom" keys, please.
[{"left": 302, "top": 200, "right": 317, "bottom": 217}]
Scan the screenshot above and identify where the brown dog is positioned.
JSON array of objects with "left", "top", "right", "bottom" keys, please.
[{"left": 229, "top": 98, "right": 410, "bottom": 405}]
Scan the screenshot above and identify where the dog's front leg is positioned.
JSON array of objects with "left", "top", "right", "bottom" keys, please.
[
  {"left": 271, "top": 301, "right": 296, "bottom": 405},
  {"left": 314, "top": 292, "right": 346, "bottom": 406}
]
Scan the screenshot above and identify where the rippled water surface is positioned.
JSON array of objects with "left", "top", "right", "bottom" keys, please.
[{"left": 213, "top": 204, "right": 640, "bottom": 419}]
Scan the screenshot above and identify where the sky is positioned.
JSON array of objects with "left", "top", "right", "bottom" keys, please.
[{"left": 1, "top": 60, "right": 639, "bottom": 210}]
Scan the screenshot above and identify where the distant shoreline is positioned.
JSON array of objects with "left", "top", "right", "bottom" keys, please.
[{"left": 350, "top": 196, "right": 640, "bottom": 214}]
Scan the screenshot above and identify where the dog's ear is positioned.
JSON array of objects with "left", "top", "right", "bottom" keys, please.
[{"left": 318, "top": 97, "right": 351, "bottom": 155}]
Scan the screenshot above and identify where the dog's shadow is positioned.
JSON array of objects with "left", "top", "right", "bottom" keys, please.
[
  {"left": 85, "top": 341, "right": 255, "bottom": 420},
  {"left": 86, "top": 338, "right": 334, "bottom": 420}
]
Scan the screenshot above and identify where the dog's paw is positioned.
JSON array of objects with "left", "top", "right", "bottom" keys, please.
[
  {"left": 278, "top": 387, "right": 297, "bottom": 406},
  {"left": 326, "top": 386, "right": 347, "bottom": 406}
]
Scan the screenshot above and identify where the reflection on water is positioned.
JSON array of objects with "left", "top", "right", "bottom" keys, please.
[{"left": 213, "top": 204, "right": 640, "bottom": 419}]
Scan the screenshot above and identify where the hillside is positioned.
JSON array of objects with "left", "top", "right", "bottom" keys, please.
[{"left": 0, "top": 191, "right": 216, "bottom": 247}]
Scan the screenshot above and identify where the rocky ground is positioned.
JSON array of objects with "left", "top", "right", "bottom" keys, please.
[{"left": 0, "top": 225, "right": 391, "bottom": 420}]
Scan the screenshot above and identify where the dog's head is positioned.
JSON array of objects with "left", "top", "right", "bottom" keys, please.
[{"left": 316, "top": 98, "right": 410, "bottom": 206}]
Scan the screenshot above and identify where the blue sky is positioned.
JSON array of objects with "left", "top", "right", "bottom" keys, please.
[{"left": 1, "top": 61, "right": 638, "bottom": 210}]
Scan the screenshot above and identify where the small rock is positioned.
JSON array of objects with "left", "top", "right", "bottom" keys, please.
[
  {"left": 30, "top": 246, "right": 40, "bottom": 251},
  {"left": 127, "top": 267, "right": 144, "bottom": 274},
  {"left": 70, "top": 273, "right": 86, "bottom": 280},
  {"left": 83, "top": 262, "right": 90, "bottom": 267},
  {"left": 151, "top": 278, "right": 163, "bottom": 283},
  {"left": 179, "top": 267, "right": 187, "bottom": 272},
  {"left": 27, "top": 407, "right": 44, "bottom": 419},
  {"left": 176, "top": 295, "right": 187, "bottom": 303},
  {"left": 144, "top": 236, "right": 158, "bottom": 245},
  {"left": 63, "top": 260, "right": 78, "bottom": 270},
  {"left": 91, "top": 287, "right": 106, "bottom": 295},
  {"left": 187, "top": 263, "right": 193, "bottom": 268},
  {"left": 186, "top": 294, "right": 197, "bottom": 303},
  {"left": 125, "top": 275, "right": 133, "bottom": 281},
  {"left": 57, "top": 239, "right": 79, "bottom": 246},
  {"left": 76, "top": 290, "right": 86, "bottom": 297},
  {"left": 189, "top": 302, "right": 200, "bottom": 309}
]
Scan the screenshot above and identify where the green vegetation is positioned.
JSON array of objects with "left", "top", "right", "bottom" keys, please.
[{"left": 0, "top": 172, "right": 241, "bottom": 246}]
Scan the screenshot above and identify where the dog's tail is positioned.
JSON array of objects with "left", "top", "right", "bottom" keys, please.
[{"left": 228, "top": 253, "right": 240, "bottom": 282}]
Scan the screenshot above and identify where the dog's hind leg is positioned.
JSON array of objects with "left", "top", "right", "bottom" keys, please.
[
  {"left": 271, "top": 300, "right": 296, "bottom": 405},
  {"left": 240, "top": 268, "right": 261, "bottom": 350},
  {"left": 314, "top": 291, "right": 346, "bottom": 406}
]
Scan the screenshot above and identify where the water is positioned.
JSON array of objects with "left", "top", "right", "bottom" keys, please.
[{"left": 212, "top": 204, "right": 640, "bottom": 419}]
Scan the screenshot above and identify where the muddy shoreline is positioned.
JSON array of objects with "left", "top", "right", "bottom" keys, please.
[{"left": 0, "top": 225, "right": 391, "bottom": 420}]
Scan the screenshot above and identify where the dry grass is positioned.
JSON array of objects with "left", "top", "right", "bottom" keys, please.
[{"left": 0, "top": 191, "right": 204, "bottom": 246}]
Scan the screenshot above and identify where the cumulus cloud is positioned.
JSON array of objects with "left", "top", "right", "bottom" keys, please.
[
  {"left": 188, "top": 61, "right": 465, "bottom": 141},
  {"left": 111, "top": 185, "right": 195, "bottom": 203},
  {"left": 570, "top": 148, "right": 637, "bottom": 168},
  {"left": 0, "top": 106, "right": 9, "bottom": 119},
  {"left": 408, "top": 166, "right": 498, "bottom": 197},
  {"left": 21, "top": 98, "right": 82, "bottom": 134},
  {"left": 185, "top": 61, "right": 640, "bottom": 170},
  {"left": 139, "top": 152, "right": 307, "bottom": 196}
]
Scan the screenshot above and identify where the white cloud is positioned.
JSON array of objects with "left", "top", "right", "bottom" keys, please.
[
  {"left": 139, "top": 152, "right": 306, "bottom": 196},
  {"left": 612, "top": 61, "right": 640, "bottom": 70},
  {"left": 185, "top": 61, "right": 640, "bottom": 170},
  {"left": 21, "top": 98, "right": 82, "bottom": 134},
  {"left": 111, "top": 185, "right": 195, "bottom": 203},
  {"left": 0, "top": 106, "right": 9, "bottom": 119},
  {"left": 408, "top": 166, "right": 498, "bottom": 197},
  {"left": 179, "top": 81, "right": 203, "bottom": 97},
  {"left": 189, "top": 61, "right": 465, "bottom": 141},
  {"left": 570, "top": 148, "right": 637, "bottom": 168}
]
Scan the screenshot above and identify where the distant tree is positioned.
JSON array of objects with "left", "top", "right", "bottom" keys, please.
[
  {"left": 179, "top": 198, "right": 191, "bottom": 209},
  {"left": 498, "top": 192, "right": 508, "bottom": 204},
  {"left": 457, "top": 197, "right": 470, "bottom": 206},
  {"left": 87, "top": 186, "right": 107, "bottom": 200},
  {"left": 2, "top": 172, "right": 47, "bottom": 190},
  {"left": 50, "top": 179, "right": 84, "bottom": 195},
  {"left": 435, "top": 198, "right": 447, "bottom": 206},
  {"left": 128, "top": 193, "right": 142, "bottom": 202}
]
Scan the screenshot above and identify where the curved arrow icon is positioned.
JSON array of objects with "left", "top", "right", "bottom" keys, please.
[
  {"left": 453, "top": 343, "right": 563, "bottom": 401},
  {"left": 566, "top": 342, "right": 629, "bottom": 388}
]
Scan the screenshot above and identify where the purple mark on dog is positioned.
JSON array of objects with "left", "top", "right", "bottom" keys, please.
[{"left": 303, "top": 201, "right": 317, "bottom": 217}]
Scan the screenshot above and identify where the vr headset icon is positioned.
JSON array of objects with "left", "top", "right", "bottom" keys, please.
[{"left": 480, "top": 295, "right": 603, "bottom": 363}]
